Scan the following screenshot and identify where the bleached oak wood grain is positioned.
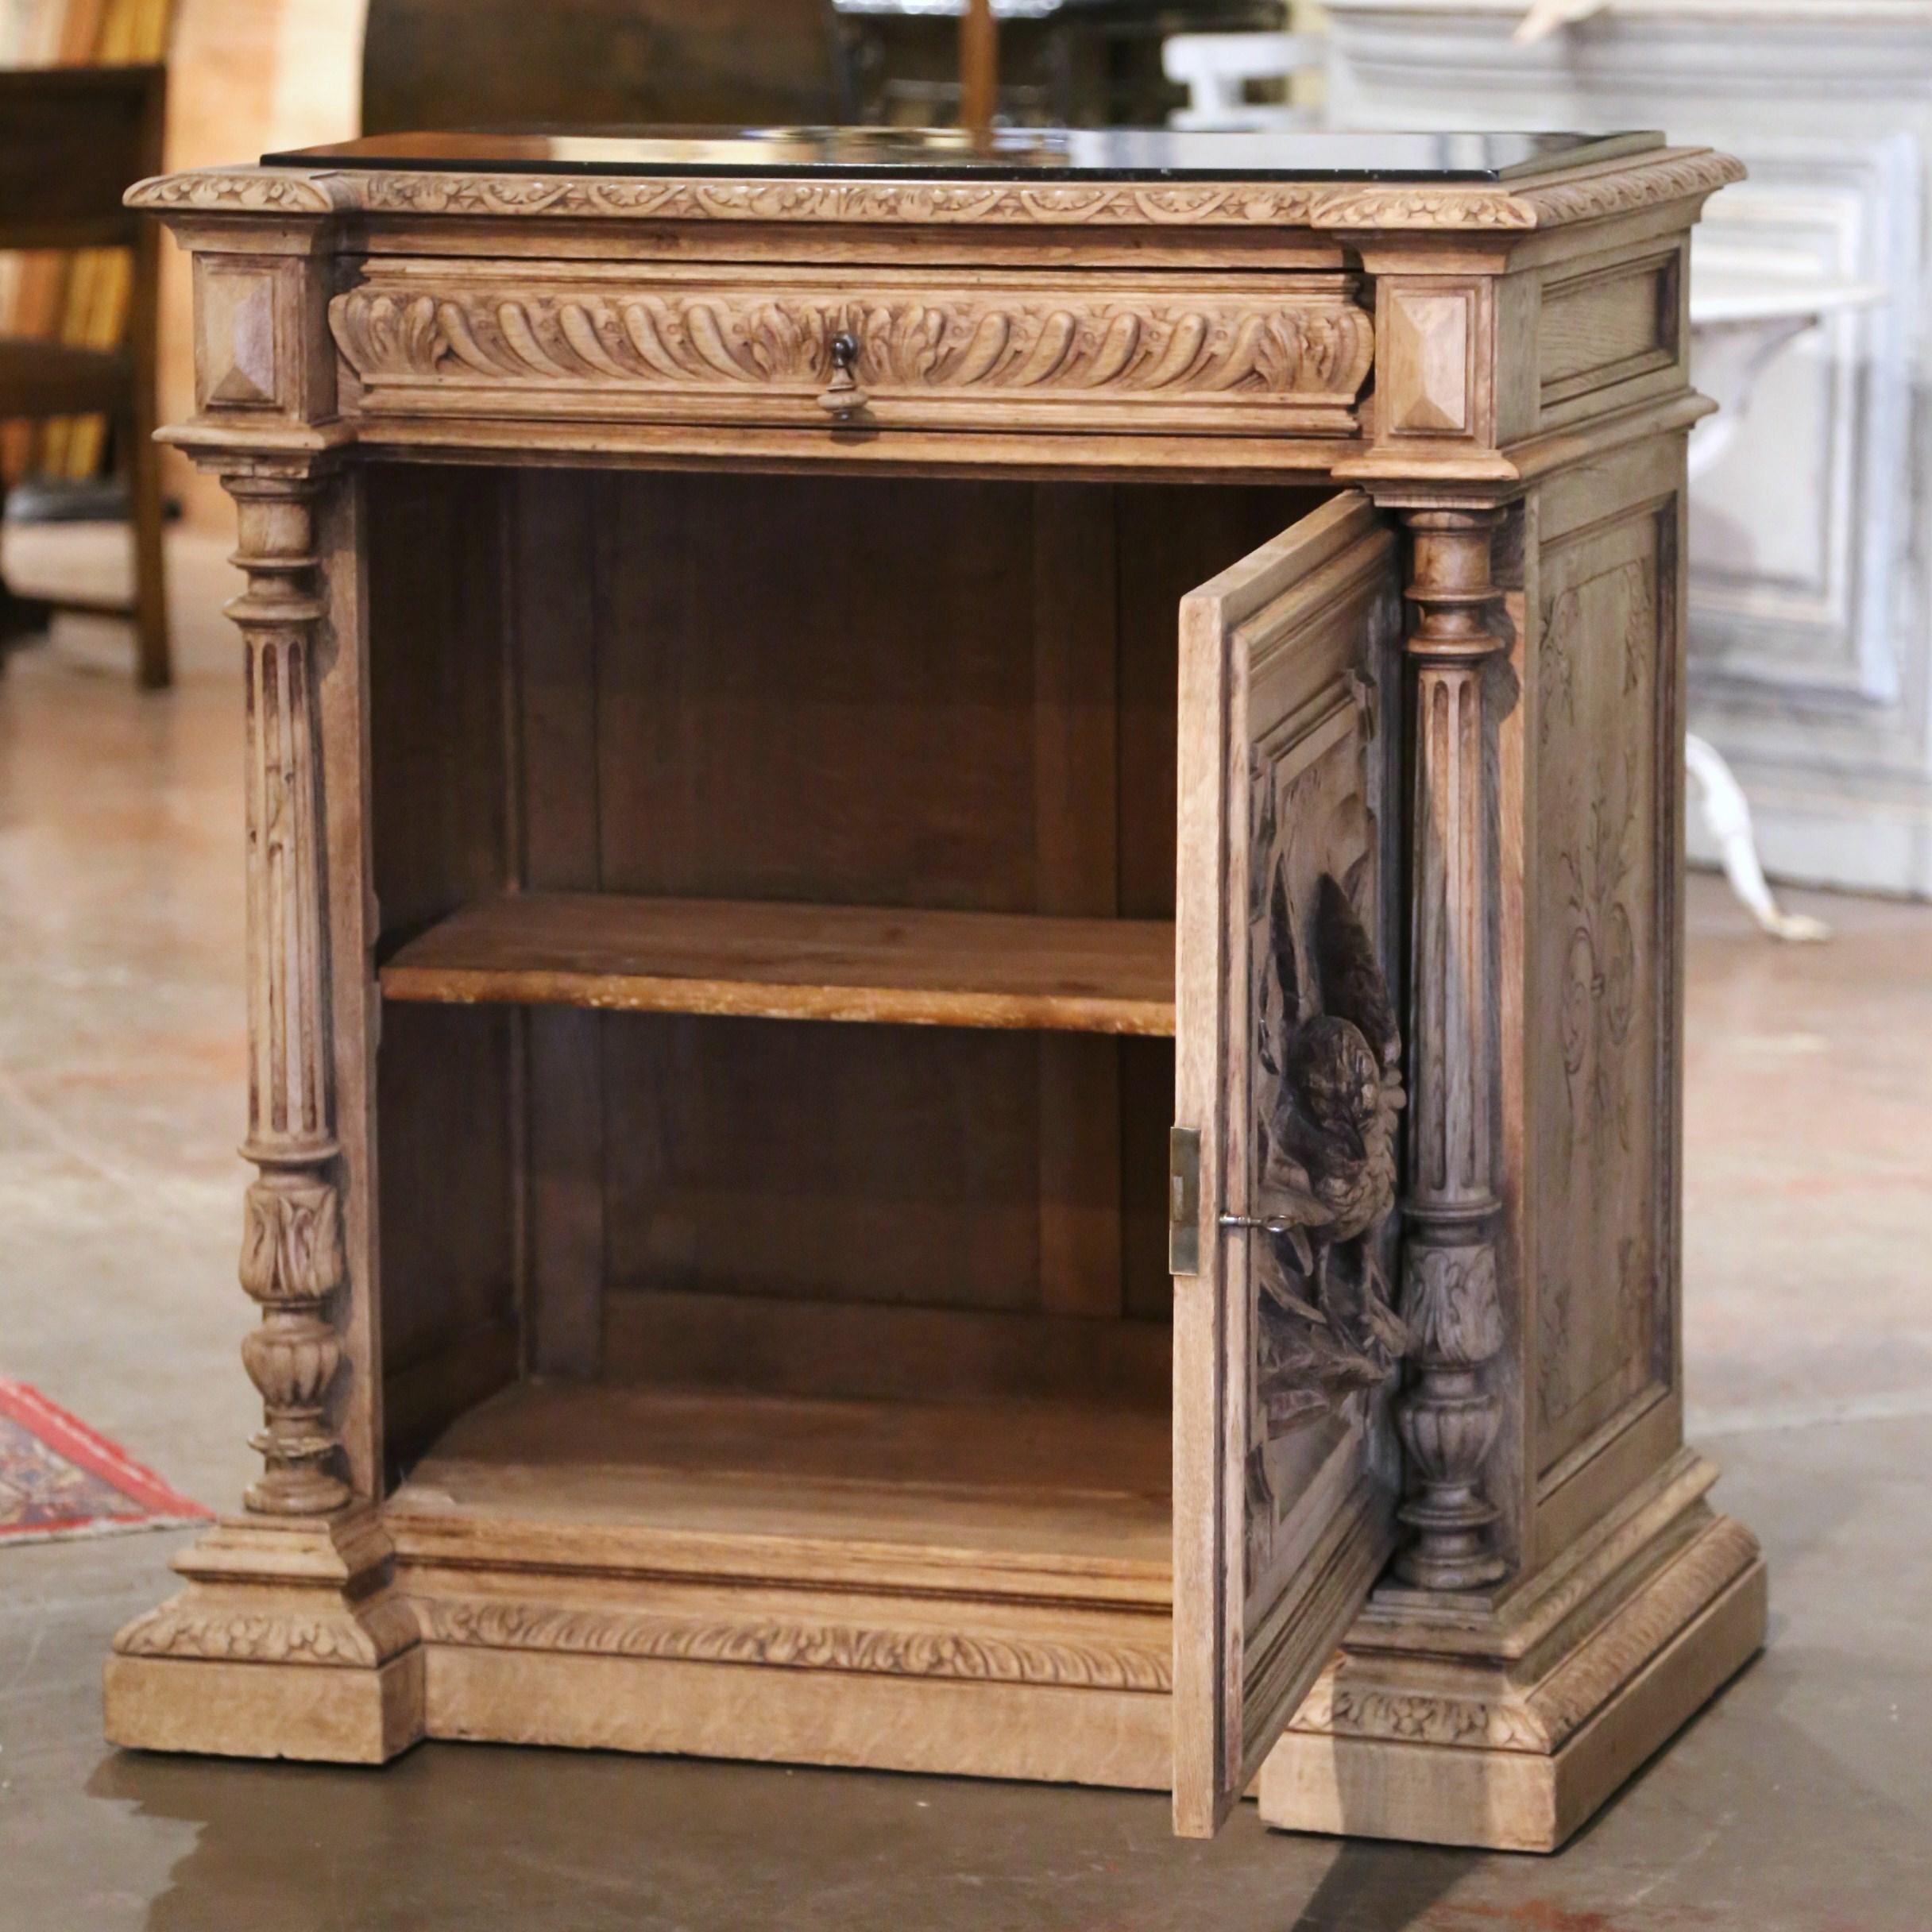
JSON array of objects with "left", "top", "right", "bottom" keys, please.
[
  {"left": 381, "top": 894, "right": 1177, "bottom": 1034},
  {"left": 108, "top": 136, "right": 1760, "bottom": 1846}
]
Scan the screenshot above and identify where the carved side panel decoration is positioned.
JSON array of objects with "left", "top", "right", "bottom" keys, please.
[
  {"left": 329, "top": 268, "right": 1374, "bottom": 435},
  {"left": 1534, "top": 513, "right": 1673, "bottom": 1481},
  {"left": 1240, "top": 651, "right": 1403, "bottom": 1610}
]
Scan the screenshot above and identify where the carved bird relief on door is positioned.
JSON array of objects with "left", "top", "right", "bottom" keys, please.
[
  {"left": 1249, "top": 842, "right": 1406, "bottom": 1433},
  {"left": 1241, "top": 676, "right": 1405, "bottom": 1598}
]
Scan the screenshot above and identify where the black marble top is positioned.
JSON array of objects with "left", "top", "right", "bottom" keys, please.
[{"left": 261, "top": 127, "right": 1663, "bottom": 185}]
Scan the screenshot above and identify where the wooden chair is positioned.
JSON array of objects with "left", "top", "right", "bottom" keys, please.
[
  {"left": 361, "top": 0, "right": 851, "bottom": 137},
  {"left": 0, "top": 63, "right": 169, "bottom": 689}
]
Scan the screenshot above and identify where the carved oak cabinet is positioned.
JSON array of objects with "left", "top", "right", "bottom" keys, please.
[{"left": 108, "top": 128, "right": 1764, "bottom": 1852}]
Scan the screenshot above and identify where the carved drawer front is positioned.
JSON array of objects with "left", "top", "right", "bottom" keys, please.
[{"left": 329, "top": 261, "right": 1374, "bottom": 438}]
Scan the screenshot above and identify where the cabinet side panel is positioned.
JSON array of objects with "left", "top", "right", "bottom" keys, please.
[
  {"left": 317, "top": 474, "right": 381, "bottom": 1498},
  {"left": 365, "top": 466, "right": 513, "bottom": 932},
  {"left": 376, "top": 1007, "right": 519, "bottom": 1474},
  {"left": 510, "top": 469, "right": 607, "bottom": 1379},
  {"left": 1527, "top": 439, "right": 1687, "bottom": 1548},
  {"left": 366, "top": 465, "right": 518, "bottom": 1477}
]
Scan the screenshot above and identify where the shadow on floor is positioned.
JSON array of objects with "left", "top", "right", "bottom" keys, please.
[
  {"left": 86, "top": 1739, "right": 1478, "bottom": 1932},
  {"left": 1285, "top": 1838, "right": 1467, "bottom": 1931}
]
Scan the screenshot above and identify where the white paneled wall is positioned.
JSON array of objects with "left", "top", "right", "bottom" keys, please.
[{"left": 1324, "top": 1, "right": 1932, "bottom": 897}]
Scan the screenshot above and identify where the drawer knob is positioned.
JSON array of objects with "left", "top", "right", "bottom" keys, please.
[{"left": 817, "top": 331, "right": 867, "bottom": 419}]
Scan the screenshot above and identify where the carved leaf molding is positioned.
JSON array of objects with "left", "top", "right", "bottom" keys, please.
[
  {"left": 1404, "top": 1244, "right": 1504, "bottom": 1366},
  {"left": 238, "top": 1175, "right": 343, "bottom": 1305},
  {"left": 330, "top": 288, "right": 1375, "bottom": 408},
  {"left": 130, "top": 152, "right": 1743, "bottom": 230},
  {"left": 1295, "top": 1671, "right": 1546, "bottom": 1751},
  {"left": 114, "top": 1590, "right": 419, "bottom": 1667},
  {"left": 415, "top": 1596, "right": 1172, "bottom": 1692}
]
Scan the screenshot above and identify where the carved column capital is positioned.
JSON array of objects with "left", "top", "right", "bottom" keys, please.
[
  {"left": 223, "top": 466, "right": 349, "bottom": 1517},
  {"left": 1394, "top": 505, "right": 1509, "bottom": 1593}
]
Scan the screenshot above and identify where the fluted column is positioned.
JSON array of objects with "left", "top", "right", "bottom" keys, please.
[
  {"left": 227, "top": 469, "right": 349, "bottom": 1517},
  {"left": 1394, "top": 508, "right": 1507, "bottom": 1592}
]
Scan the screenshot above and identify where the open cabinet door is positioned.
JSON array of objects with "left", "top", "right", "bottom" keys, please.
[{"left": 1171, "top": 493, "right": 1408, "bottom": 1837}]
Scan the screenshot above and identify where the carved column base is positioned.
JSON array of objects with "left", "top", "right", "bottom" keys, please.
[
  {"left": 1258, "top": 1451, "right": 1764, "bottom": 1852},
  {"left": 104, "top": 1506, "right": 423, "bottom": 1764}
]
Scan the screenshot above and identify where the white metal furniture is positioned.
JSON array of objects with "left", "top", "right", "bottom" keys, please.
[{"left": 1161, "top": 29, "right": 1321, "bottom": 129}]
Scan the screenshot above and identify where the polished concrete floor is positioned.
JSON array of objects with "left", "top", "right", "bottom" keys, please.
[{"left": 2, "top": 527, "right": 1930, "bottom": 1930}]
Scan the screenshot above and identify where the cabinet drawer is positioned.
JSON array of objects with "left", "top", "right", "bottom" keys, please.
[{"left": 330, "top": 261, "right": 1374, "bottom": 439}]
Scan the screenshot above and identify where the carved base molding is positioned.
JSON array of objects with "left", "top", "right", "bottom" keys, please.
[
  {"left": 1257, "top": 1450, "right": 1764, "bottom": 1851},
  {"left": 412, "top": 1592, "right": 1172, "bottom": 1694},
  {"left": 104, "top": 1508, "right": 424, "bottom": 1764},
  {"left": 421, "top": 1644, "right": 1171, "bottom": 1790},
  {"left": 392, "top": 1552, "right": 1173, "bottom": 1785}
]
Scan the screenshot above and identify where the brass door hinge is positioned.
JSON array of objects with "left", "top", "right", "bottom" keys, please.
[
  {"left": 1169, "top": 1126, "right": 1201, "bottom": 1276},
  {"left": 1171, "top": 1126, "right": 1306, "bottom": 1275}
]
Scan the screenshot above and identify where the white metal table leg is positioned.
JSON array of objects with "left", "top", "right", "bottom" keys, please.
[{"left": 1685, "top": 732, "right": 1830, "bottom": 941}]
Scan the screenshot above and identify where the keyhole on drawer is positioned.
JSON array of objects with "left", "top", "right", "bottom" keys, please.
[{"left": 817, "top": 331, "right": 868, "bottom": 419}]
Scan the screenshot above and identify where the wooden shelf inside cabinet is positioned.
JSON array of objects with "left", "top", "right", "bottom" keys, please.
[
  {"left": 380, "top": 893, "right": 1178, "bottom": 1036},
  {"left": 385, "top": 1380, "right": 1175, "bottom": 1598}
]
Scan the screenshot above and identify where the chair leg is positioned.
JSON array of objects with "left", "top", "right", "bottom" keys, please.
[
  {"left": 127, "top": 410, "right": 171, "bottom": 690},
  {"left": 0, "top": 481, "right": 55, "bottom": 673}
]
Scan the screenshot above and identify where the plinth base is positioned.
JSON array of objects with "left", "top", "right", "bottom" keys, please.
[
  {"left": 104, "top": 1650, "right": 424, "bottom": 1762},
  {"left": 1259, "top": 1451, "right": 1765, "bottom": 1853},
  {"left": 104, "top": 1506, "right": 425, "bottom": 1764}
]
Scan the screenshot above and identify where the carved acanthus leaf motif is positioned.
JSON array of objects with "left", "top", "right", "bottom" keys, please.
[
  {"left": 1403, "top": 1244, "right": 1504, "bottom": 1365},
  {"left": 1294, "top": 1671, "right": 1547, "bottom": 1751},
  {"left": 113, "top": 1591, "right": 419, "bottom": 1667},
  {"left": 415, "top": 1598, "right": 1171, "bottom": 1691},
  {"left": 329, "top": 288, "right": 1375, "bottom": 409},
  {"left": 127, "top": 167, "right": 337, "bottom": 214},
  {"left": 239, "top": 1175, "right": 343, "bottom": 1305}
]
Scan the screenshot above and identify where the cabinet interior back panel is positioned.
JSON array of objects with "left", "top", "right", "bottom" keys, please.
[{"left": 367, "top": 466, "right": 1327, "bottom": 1354}]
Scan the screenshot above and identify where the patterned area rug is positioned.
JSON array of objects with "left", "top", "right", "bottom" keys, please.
[{"left": 0, "top": 1378, "right": 210, "bottom": 1544}]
